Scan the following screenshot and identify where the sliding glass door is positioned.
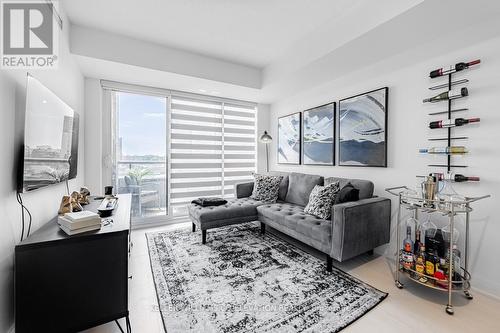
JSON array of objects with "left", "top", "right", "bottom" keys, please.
[
  {"left": 113, "top": 91, "right": 167, "bottom": 224},
  {"left": 104, "top": 81, "right": 257, "bottom": 225}
]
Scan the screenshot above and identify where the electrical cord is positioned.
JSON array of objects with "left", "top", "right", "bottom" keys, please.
[
  {"left": 16, "top": 193, "right": 32, "bottom": 240},
  {"left": 16, "top": 193, "right": 25, "bottom": 241}
]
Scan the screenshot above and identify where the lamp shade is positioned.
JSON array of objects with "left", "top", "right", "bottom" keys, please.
[{"left": 259, "top": 131, "right": 273, "bottom": 143}]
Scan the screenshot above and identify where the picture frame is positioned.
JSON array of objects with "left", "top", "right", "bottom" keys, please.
[
  {"left": 278, "top": 112, "right": 301, "bottom": 164},
  {"left": 338, "top": 87, "right": 388, "bottom": 167},
  {"left": 302, "top": 102, "right": 336, "bottom": 166}
]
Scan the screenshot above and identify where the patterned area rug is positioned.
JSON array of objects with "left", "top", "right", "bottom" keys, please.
[{"left": 146, "top": 223, "right": 387, "bottom": 333}]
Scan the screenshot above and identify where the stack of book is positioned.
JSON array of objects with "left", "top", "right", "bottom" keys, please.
[{"left": 58, "top": 211, "right": 102, "bottom": 235}]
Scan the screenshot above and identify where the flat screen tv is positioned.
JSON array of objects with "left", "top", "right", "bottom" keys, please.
[{"left": 18, "top": 75, "right": 79, "bottom": 192}]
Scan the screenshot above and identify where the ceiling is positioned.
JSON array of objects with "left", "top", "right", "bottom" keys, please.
[
  {"left": 63, "top": 0, "right": 416, "bottom": 68},
  {"left": 63, "top": 0, "right": 500, "bottom": 103}
]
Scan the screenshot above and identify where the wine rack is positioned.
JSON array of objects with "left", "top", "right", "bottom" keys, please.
[
  {"left": 424, "top": 60, "right": 480, "bottom": 171},
  {"left": 386, "top": 186, "right": 490, "bottom": 315}
]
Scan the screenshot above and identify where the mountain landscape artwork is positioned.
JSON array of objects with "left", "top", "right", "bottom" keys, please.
[
  {"left": 278, "top": 112, "right": 301, "bottom": 164},
  {"left": 303, "top": 103, "right": 335, "bottom": 165},
  {"left": 339, "top": 87, "right": 388, "bottom": 167}
]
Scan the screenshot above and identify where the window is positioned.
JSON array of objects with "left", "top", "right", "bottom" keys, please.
[
  {"left": 102, "top": 81, "right": 257, "bottom": 222},
  {"left": 169, "top": 94, "right": 256, "bottom": 216}
]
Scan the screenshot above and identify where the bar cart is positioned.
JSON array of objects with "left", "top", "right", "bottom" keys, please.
[{"left": 386, "top": 186, "right": 490, "bottom": 315}]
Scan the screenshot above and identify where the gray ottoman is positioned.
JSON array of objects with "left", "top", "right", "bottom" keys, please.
[{"left": 188, "top": 197, "right": 262, "bottom": 243}]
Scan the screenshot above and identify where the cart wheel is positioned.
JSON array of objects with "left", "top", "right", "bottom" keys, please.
[
  {"left": 464, "top": 290, "right": 474, "bottom": 300},
  {"left": 395, "top": 280, "right": 404, "bottom": 289},
  {"left": 445, "top": 305, "right": 454, "bottom": 315}
]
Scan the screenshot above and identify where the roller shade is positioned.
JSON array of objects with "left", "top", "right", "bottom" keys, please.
[{"left": 170, "top": 95, "right": 256, "bottom": 208}]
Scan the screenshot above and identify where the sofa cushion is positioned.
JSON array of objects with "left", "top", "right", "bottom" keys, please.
[
  {"left": 268, "top": 171, "right": 289, "bottom": 201},
  {"left": 325, "top": 177, "right": 374, "bottom": 199},
  {"left": 285, "top": 172, "right": 324, "bottom": 206},
  {"left": 304, "top": 182, "right": 340, "bottom": 219},
  {"left": 189, "top": 197, "right": 262, "bottom": 223},
  {"left": 251, "top": 174, "right": 283, "bottom": 203},
  {"left": 334, "top": 182, "right": 360, "bottom": 204},
  {"left": 257, "top": 202, "right": 331, "bottom": 244}
]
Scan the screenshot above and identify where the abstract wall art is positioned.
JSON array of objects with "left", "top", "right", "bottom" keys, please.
[
  {"left": 302, "top": 103, "right": 335, "bottom": 165},
  {"left": 339, "top": 87, "right": 388, "bottom": 167},
  {"left": 278, "top": 112, "right": 301, "bottom": 164}
]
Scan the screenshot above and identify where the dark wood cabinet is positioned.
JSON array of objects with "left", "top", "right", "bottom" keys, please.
[{"left": 15, "top": 194, "right": 131, "bottom": 333}]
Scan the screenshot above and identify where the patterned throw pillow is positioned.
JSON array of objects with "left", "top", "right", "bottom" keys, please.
[
  {"left": 251, "top": 174, "right": 283, "bottom": 203},
  {"left": 304, "top": 182, "right": 340, "bottom": 220}
]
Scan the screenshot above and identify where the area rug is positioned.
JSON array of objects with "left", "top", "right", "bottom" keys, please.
[{"left": 146, "top": 223, "right": 387, "bottom": 333}]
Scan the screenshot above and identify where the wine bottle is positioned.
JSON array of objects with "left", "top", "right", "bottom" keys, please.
[
  {"left": 429, "top": 59, "right": 481, "bottom": 78},
  {"left": 436, "top": 172, "right": 480, "bottom": 182},
  {"left": 419, "top": 146, "right": 468, "bottom": 154},
  {"left": 429, "top": 117, "right": 480, "bottom": 129},
  {"left": 423, "top": 87, "right": 468, "bottom": 103}
]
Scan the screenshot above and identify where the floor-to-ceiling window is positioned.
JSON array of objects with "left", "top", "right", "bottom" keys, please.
[{"left": 103, "top": 81, "right": 256, "bottom": 225}]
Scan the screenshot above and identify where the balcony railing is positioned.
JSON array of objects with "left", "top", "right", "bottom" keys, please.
[{"left": 116, "top": 160, "right": 167, "bottom": 219}]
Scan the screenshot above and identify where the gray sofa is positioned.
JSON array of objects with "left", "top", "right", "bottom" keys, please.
[{"left": 188, "top": 172, "right": 391, "bottom": 271}]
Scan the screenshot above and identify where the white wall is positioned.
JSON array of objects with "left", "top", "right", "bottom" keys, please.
[
  {"left": 0, "top": 14, "right": 84, "bottom": 332},
  {"left": 269, "top": 36, "right": 500, "bottom": 298}
]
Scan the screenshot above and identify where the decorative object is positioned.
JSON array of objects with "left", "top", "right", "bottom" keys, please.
[
  {"left": 259, "top": 131, "right": 273, "bottom": 172},
  {"left": 302, "top": 102, "right": 335, "bottom": 165},
  {"left": 278, "top": 112, "right": 301, "bottom": 164},
  {"left": 147, "top": 223, "right": 387, "bottom": 333},
  {"left": 104, "top": 185, "right": 114, "bottom": 197},
  {"left": 250, "top": 174, "right": 283, "bottom": 203},
  {"left": 70, "top": 191, "right": 83, "bottom": 212},
  {"left": 339, "top": 87, "right": 388, "bottom": 167},
  {"left": 79, "top": 187, "right": 90, "bottom": 205},
  {"left": 303, "top": 182, "right": 340, "bottom": 219},
  {"left": 58, "top": 195, "right": 72, "bottom": 215}
]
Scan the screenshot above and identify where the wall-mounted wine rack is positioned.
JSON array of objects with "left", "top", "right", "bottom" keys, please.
[{"left": 424, "top": 59, "right": 481, "bottom": 172}]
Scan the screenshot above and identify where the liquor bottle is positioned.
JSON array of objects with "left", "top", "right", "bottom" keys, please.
[
  {"left": 429, "top": 59, "right": 481, "bottom": 78},
  {"left": 414, "top": 228, "right": 422, "bottom": 255},
  {"left": 402, "top": 226, "right": 414, "bottom": 271},
  {"left": 415, "top": 246, "right": 427, "bottom": 282},
  {"left": 419, "top": 146, "right": 468, "bottom": 154},
  {"left": 436, "top": 172, "right": 480, "bottom": 182},
  {"left": 429, "top": 117, "right": 480, "bottom": 129},
  {"left": 423, "top": 88, "right": 468, "bottom": 103},
  {"left": 425, "top": 249, "right": 437, "bottom": 277}
]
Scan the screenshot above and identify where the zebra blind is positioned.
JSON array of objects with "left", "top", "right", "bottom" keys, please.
[{"left": 170, "top": 95, "right": 256, "bottom": 213}]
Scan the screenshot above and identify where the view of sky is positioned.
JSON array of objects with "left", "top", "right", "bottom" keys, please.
[{"left": 117, "top": 92, "right": 166, "bottom": 157}]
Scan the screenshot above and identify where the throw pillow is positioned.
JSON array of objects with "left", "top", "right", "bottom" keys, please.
[
  {"left": 334, "top": 182, "right": 360, "bottom": 204},
  {"left": 304, "top": 182, "right": 340, "bottom": 219},
  {"left": 250, "top": 174, "right": 283, "bottom": 203}
]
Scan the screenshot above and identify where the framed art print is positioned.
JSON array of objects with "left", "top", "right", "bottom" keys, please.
[
  {"left": 302, "top": 102, "right": 335, "bottom": 165},
  {"left": 278, "top": 112, "right": 301, "bottom": 164},
  {"left": 339, "top": 87, "right": 388, "bottom": 167}
]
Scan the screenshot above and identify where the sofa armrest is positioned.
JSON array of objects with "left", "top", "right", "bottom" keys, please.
[
  {"left": 235, "top": 182, "right": 254, "bottom": 198},
  {"left": 330, "top": 196, "right": 391, "bottom": 262}
]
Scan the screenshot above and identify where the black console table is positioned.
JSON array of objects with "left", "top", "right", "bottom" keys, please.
[{"left": 15, "top": 194, "right": 132, "bottom": 333}]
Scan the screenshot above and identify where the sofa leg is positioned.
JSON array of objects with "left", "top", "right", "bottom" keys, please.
[
  {"left": 192, "top": 223, "right": 196, "bottom": 232},
  {"left": 326, "top": 255, "right": 333, "bottom": 272},
  {"left": 260, "top": 222, "right": 265, "bottom": 235},
  {"left": 202, "top": 230, "right": 207, "bottom": 244},
  {"left": 367, "top": 249, "right": 374, "bottom": 255}
]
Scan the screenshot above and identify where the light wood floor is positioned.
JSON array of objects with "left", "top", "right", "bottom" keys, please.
[{"left": 84, "top": 222, "right": 500, "bottom": 333}]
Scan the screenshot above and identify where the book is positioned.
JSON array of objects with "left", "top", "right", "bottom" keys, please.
[
  {"left": 59, "top": 223, "right": 102, "bottom": 236},
  {"left": 64, "top": 210, "right": 100, "bottom": 222},
  {"left": 58, "top": 215, "right": 101, "bottom": 230}
]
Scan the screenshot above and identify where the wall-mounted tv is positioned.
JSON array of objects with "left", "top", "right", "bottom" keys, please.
[{"left": 18, "top": 75, "right": 79, "bottom": 192}]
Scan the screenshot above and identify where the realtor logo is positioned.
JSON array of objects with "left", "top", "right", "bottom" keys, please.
[{"left": 1, "top": 0, "right": 59, "bottom": 68}]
